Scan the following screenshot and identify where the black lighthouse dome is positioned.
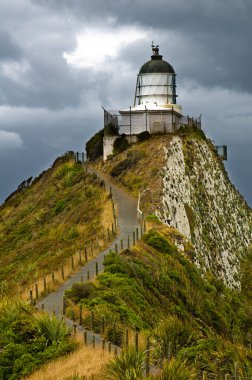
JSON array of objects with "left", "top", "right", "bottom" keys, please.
[{"left": 139, "top": 45, "right": 175, "bottom": 74}]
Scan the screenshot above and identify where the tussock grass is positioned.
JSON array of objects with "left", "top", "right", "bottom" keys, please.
[{"left": 26, "top": 344, "right": 112, "bottom": 380}]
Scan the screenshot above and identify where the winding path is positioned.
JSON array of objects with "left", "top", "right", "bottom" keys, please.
[{"left": 38, "top": 165, "right": 140, "bottom": 317}]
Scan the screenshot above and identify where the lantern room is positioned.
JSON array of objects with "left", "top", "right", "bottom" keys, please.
[{"left": 134, "top": 44, "right": 177, "bottom": 107}]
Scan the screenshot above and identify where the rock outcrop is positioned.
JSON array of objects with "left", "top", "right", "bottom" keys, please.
[{"left": 158, "top": 133, "right": 251, "bottom": 288}]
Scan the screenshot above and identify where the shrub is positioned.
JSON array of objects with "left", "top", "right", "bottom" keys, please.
[
  {"left": 151, "top": 358, "right": 197, "bottom": 380},
  {"left": 52, "top": 199, "right": 67, "bottom": 216},
  {"left": 152, "top": 316, "right": 197, "bottom": 362},
  {"left": 104, "top": 123, "right": 119, "bottom": 136},
  {"left": 113, "top": 135, "right": 129, "bottom": 155},
  {"left": 36, "top": 314, "right": 70, "bottom": 345},
  {"left": 86, "top": 129, "right": 104, "bottom": 161},
  {"left": 137, "top": 131, "right": 150, "bottom": 141},
  {"left": 66, "top": 283, "right": 96, "bottom": 303},
  {"left": 146, "top": 214, "right": 161, "bottom": 223},
  {"left": 110, "top": 158, "right": 132, "bottom": 177},
  {"left": 105, "top": 325, "right": 124, "bottom": 346},
  {"left": 143, "top": 230, "right": 177, "bottom": 255},
  {"left": 105, "top": 347, "right": 146, "bottom": 380}
]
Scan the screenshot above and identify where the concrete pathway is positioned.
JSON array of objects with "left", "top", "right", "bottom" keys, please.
[{"left": 38, "top": 165, "right": 141, "bottom": 317}]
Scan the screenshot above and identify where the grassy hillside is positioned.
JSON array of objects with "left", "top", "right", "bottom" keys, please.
[
  {"left": 65, "top": 221, "right": 252, "bottom": 377},
  {"left": 94, "top": 134, "right": 170, "bottom": 214},
  {"left": 0, "top": 153, "right": 114, "bottom": 296}
]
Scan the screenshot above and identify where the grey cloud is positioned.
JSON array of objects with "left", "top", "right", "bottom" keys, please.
[
  {"left": 0, "top": 30, "right": 22, "bottom": 61},
  {"left": 34, "top": 0, "right": 252, "bottom": 94}
]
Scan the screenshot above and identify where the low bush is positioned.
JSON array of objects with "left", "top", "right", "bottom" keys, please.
[
  {"left": 0, "top": 301, "right": 76, "bottom": 379},
  {"left": 143, "top": 230, "right": 177, "bottom": 255},
  {"left": 104, "top": 123, "right": 119, "bottom": 136},
  {"left": 86, "top": 129, "right": 104, "bottom": 161},
  {"left": 110, "top": 158, "right": 132, "bottom": 177},
  {"left": 113, "top": 135, "right": 129, "bottom": 155},
  {"left": 105, "top": 347, "right": 146, "bottom": 380},
  {"left": 66, "top": 283, "right": 96, "bottom": 303},
  {"left": 137, "top": 131, "right": 150, "bottom": 142}
]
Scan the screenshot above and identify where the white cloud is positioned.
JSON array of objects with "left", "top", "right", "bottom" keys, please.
[
  {"left": 63, "top": 25, "right": 148, "bottom": 71},
  {"left": 0, "top": 130, "right": 24, "bottom": 151}
]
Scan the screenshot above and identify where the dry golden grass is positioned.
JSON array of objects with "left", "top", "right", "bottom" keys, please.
[
  {"left": 0, "top": 155, "right": 116, "bottom": 298},
  {"left": 21, "top": 198, "right": 115, "bottom": 302},
  {"left": 26, "top": 341, "right": 112, "bottom": 380},
  {"left": 94, "top": 134, "right": 172, "bottom": 215}
]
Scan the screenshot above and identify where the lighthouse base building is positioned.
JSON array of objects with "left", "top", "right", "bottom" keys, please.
[{"left": 103, "top": 45, "right": 201, "bottom": 160}]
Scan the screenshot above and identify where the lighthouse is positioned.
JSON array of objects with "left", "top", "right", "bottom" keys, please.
[
  {"left": 103, "top": 45, "right": 193, "bottom": 160},
  {"left": 134, "top": 44, "right": 178, "bottom": 107},
  {"left": 116, "top": 45, "right": 182, "bottom": 136}
]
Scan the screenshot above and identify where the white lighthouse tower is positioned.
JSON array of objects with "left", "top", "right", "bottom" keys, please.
[
  {"left": 103, "top": 45, "right": 187, "bottom": 159},
  {"left": 134, "top": 44, "right": 178, "bottom": 107},
  {"left": 118, "top": 45, "right": 182, "bottom": 136}
]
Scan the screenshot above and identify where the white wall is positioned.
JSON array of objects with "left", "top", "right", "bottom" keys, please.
[{"left": 103, "top": 136, "right": 118, "bottom": 160}]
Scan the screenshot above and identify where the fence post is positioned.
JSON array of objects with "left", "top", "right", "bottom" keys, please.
[
  {"left": 135, "top": 331, "right": 139, "bottom": 352},
  {"left": 125, "top": 328, "right": 129, "bottom": 347},
  {"left": 35, "top": 283, "right": 39, "bottom": 301},
  {"left": 63, "top": 294, "right": 66, "bottom": 315},
  {"left": 144, "top": 219, "right": 146, "bottom": 232},
  {"left": 114, "top": 346, "right": 118, "bottom": 356},
  {"left": 92, "top": 334, "right": 95, "bottom": 348},
  {"left": 113, "top": 322, "right": 116, "bottom": 345},
  {"left": 84, "top": 330, "right": 87, "bottom": 345},
  {"left": 102, "top": 317, "right": 105, "bottom": 334},
  {"left": 61, "top": 265, "right": 65, "bottom": 280},
  {"left": 79, "top": 305, "right": 83, "bottom": 325},
  {"left": 136, "top": 228, "right": 139, "bottom": 241},
  {"left": 96, "top": 262, "right": 99, "bottom": 276},
  {"left": 43, "top": 277, "right": 47, "bottom": 293},
  {"left": 52, "top": 272, "right": 55, "bottom": 282},
  {"left": 168, "top": 341, "right": 172, "bottom": 361},
  {"left": 202, "top": 371, "right": 207, "bottom": 380},
  {"left": 146, "top": 336, "right": 150, "bottom": 376},
  {"left": 81, "top": 275, "right": 84, "bottom": 283},
  {"left": 91, "top": 310, "right": 94, "bottom": 331},
  {"left": 102, "top": 339, "right": 105, "bottom": 351},
  {"left": 29, "top": 290, "right": 33, "bottom": 305},
  {"left": 133, "top": 231, "right": 135, "bottom": 245},
  {"left": 115, "top": 244, "right": 118, "bottom": 253},
  {"left": 107, "top": 228, "right": 110, "bottom": 241},
  {"left": 121, "top": 239, "right": 123, "bottom": 251},
  {"left": 234, "top": 362, "right": 238, "bottom": 380},
  {"left": 108, "top": 342, "right": 111, "bottom": 353},
  {"left": 87, "top": 271, "right": 90, "bottom": 281}
]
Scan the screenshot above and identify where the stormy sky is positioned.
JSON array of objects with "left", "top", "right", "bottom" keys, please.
[{"left": 0, "top": 0, "right": 252, "bottom": 205}]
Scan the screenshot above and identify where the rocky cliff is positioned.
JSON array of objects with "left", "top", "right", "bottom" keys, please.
[{"left": 97, "top": 128, "right": 252, "bottom": 288}]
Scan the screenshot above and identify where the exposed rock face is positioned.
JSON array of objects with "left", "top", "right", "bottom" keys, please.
[{"left": 157, "top": 134, "right": 251, "bottom": 288}]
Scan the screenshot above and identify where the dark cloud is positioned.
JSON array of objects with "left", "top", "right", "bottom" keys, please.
[
  {"left": 34, "top": 0, "right": 252, "bottom": 94},
  {"left": 0, "top": 30, "right": 22, "bottom": 61}
]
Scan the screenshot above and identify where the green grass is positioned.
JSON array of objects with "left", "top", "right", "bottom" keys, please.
[
  {"left": 0, "top": 299, "right": 77, "bottom": 379},
  {"left": 66, "top": 223, "right": 252, "bottom": 376}
]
